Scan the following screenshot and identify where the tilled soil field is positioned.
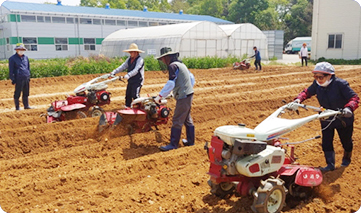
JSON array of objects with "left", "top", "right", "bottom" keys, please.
[{"left": 0, "top": 65, "right": 361, "bottom": 213}]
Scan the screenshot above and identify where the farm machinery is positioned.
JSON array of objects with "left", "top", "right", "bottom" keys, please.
[
  {"left": 205, "top": 102, "right": 343, "bottom": 213},
  {"left": 43, "top": 73, "right": 119, "bottom": 123},
  {"left": 233, "top": 58, "right": 251, "bottom": 70},
  {"left": 98, "top": 96, "right": 171, "bottom": 134}
]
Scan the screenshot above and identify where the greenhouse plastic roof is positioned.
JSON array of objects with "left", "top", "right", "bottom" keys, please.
[
  {"left": 1, "top": 1, "right": 233, "bottom": 24},
  {"left": 104, "top": 22, "right": 203, "bottom": 40}
]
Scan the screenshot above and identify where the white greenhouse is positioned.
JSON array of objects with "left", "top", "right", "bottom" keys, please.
[
  {"left": 219, "top": 23, "right": 268, "bottom": 60},
  {"left": 101, "top": 21, "right": 229, "bottom": 58}
]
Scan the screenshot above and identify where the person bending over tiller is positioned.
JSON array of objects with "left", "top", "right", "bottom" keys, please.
[
  {"left": 154, "top": 47, "right": 195, "bottom": 152},
  {"left": 250, "top": 46, "right": 262, "bottom": 71},
  {"left": 110, "top": 43, "right": 144, "bottom": 108},
  {"left": 290, "top": 62, "right": 359, "bottom": 172}
]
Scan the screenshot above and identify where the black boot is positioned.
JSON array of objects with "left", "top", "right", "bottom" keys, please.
[
  {"left": 320, "top": 151, "right": 335, "bottom": 172},
  {"left": 159, "top": 127, "right": 181, "bottom": 151},
  {"left": 341, "top": 151, "right": 352, "bottom": 167},
  {"left": 14, "top": 99, "right": 20, "bottom": 110},
  {"left": 182, "top": 125, "right": 195, "bottom": 146},
  {"left": 23, "top": 97, "right": 34, "bottom": 109}
]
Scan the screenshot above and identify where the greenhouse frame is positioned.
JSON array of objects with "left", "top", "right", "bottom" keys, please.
[{"left": 101, "top": 21, "right": 229, "bottom": 58}]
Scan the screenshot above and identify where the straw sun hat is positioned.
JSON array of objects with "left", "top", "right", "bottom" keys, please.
[{"left": 123, "top": 43, "right": 144, "bottom": 53}]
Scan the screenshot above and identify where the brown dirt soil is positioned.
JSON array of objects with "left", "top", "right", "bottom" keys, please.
[{"left": 0, "top": 65, "right": 361, "bottom": 213}]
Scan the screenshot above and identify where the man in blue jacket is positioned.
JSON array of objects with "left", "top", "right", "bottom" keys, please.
[
  {"left": 9, "top": 43, "right": 34, "bottom": 110},
  {"left": 289, "top": 62, "right": 359, "bottom": 172},
  {"left": 251, "top": 46, "right": 262, "bottom": 71}
]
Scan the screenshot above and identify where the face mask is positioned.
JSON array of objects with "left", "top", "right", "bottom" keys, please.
[
  {"left": 17, "top": 51, "right": 25, "bottom": 56},
  {"left": 316, "top": 79, "right": 333, "bottom": 87}
]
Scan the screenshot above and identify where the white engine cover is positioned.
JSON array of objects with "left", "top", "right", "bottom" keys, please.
[
  {"left": 235, "top": 145, "right": 285, "bottom": 177},
  {"left": 214, "top": 125, "right": 256, "bottom": 146}
]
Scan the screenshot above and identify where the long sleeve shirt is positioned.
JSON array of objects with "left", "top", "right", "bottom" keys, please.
[{"left": 9, "top": 53, "right": 30, "bottom": 82}]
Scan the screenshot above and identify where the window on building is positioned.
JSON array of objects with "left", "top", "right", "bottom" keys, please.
[
  {"left": 117, "top": 20, "right": 126, "bottom": 26},
  {"left": 21, "top": 15, "right": 36, "bottom": 22},
  {"left": 55, "top": 37, "right": 68, "bottom": 51},
  {"left": 45, "top": 16, "right": 51, "bottom": 23},
  {"left": 128, "top": 21, "right": 138, "bottom": 27},
  {"left": 37, "top": 16, "right": 44, "bottom": 22},
  {"left": 52, "top": 17, "right": 66, "bottom": 24},
  {"left": 84, "top": 38, "right": 96, "bottom": 51},
  {"left": 93, "top": 19, "right": 101, "bottom": 25},
  {"left": 139, "top": 21, "right": 148, "bottom": 27},
  {"left": 104, "top": 19, "right": 116, "bottom": 25},
  {"left": 149, "top": 22, "right": 158, "bottom": 26},
  {"left": 328, "top": 34, "right": 342, "bottom": 49},
  {"left": 23, "top": 37, "right": 38, "bottom": 51},
  {"left": 66, "top": 17, "right": 74, "bottom": 24},
  {"left": 80, "top": 18, "right": 92, "bottom": 24}
]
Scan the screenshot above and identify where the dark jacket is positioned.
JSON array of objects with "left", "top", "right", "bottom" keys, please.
[{"left": 9, "top": 53, "right": 30, "bottom": 82}]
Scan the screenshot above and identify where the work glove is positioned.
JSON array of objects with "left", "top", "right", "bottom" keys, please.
[
  {"left": 342, "top": 107, "right": 353, "bottom": 118},
  {"left": 286, "top": 99, "right": 300, "bottom": 111},
  {"left": 108, "top": 73, "right": 115, "bottom": 79},
  {"left": 123, "top": 74, "right": 130, "bottom": 80},
  {"left": 154, "top": 95, "right": 162, "bottom": 104},
  {"left": 11, "top": 80, "right": 16, "bottom": 85}
]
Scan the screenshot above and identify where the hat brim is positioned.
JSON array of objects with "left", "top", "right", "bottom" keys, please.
[
  {"left": 14, "top": 47, "right": 27, "bottom": 50},
  {"left": 156, "top": 52, "right": 179, "bottom": 60},
  {"left": 123, "top": 49, "right": 144, "bottom": 53},
  {"left": 312, "top": 70, "right": 334, "bottom": 75}
]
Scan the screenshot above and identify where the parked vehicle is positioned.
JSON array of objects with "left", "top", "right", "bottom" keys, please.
[{"left": 284, "top": 37, "right": 311, "bottom": 54}]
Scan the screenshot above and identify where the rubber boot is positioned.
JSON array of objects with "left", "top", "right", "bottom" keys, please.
[
  {"left": 320, "top": 151, "right": 335, "bottom": 172},
  {"left": 159, "top": 127, "right": 182, "bottom": 151},
  {"left": 341, "top": 151, "right": 352, "bottom": 167},
  {"left": 182, "top": 125, "right": 195, "bottom": 146},
  {"left": 14, "top": 99, "right": 20, "bottom": 111},
  {"left": 23, "top": 97, "right": 34, "bottom": 109}
]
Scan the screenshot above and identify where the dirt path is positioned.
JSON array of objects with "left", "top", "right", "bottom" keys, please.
[{"left": 0, "top": 65, "right": 361, "bottom": 213}]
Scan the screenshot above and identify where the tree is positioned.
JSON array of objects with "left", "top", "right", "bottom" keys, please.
[
  {"left": 228, "top": 0, "right": 269, "bottom": 23},
  {"left": 199, "top": 0, "right": 224, "bottom": 18},
  {"left": 284, "top": 0, "right": 312, "bottom": 44}
]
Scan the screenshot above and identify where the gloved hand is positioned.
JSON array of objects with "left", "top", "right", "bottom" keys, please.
[
  {"left": 342, "top": 107, "right": 353, "bottom": 118},
  {"left": 123, "top": 75, "right": 130, "bottom": 80},
  {"left": 11, "top": 80, "right": 16, "bottom": 85},
  {"left": 286, "top": 99, "right": 300, "bottom": 111},
  {"left": 108, "top": 73, "right": 115, "bottom": 79},
  {"left": 154, "top": 95, "right": 162, "bottom": 104}
]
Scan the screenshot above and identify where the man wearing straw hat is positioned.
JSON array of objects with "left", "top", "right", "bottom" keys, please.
[
  {"left": 110, "top": 43, "right": 145, "bottom": 108},
  {"left": 154, "top": 47, "right": 195, "bottom": 151},
  {"left": 9, "top": 43, "right": 34, "bottom": 110}
]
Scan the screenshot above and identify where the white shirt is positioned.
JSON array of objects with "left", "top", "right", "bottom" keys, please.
[{"left": 300, "top": 46, "right": 308, "bottom": 57}]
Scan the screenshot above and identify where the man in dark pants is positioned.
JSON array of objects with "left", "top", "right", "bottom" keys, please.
[
  {"left": 9, "top": 43, "right": 34, "bottom": 110},
  {"left": 288, "top": 62, "right": 359, "bottom": 172},
  {"left": 154, "top": 47, "right": 196, "bottom": 151},
  {"left": 110, "top": 43, "right": 144, "bottom": 108},
  {"left": 251, "top": 46, "right": 262, "bottom": 70}
]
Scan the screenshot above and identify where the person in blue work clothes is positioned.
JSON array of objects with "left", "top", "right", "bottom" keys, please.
[
  {"left": 154, "top": 47, "right": 195, "bottom": 151},
  {"left": 9, "top": 43, "right": 34, "bottom": 110},
  {"left": 251, "top": 46, "right": 262, "bottom": 71},
  {"left": 288, "top": 62, "right": 359, "bottom": 172},
  {"left": 110, "top": 43, "right": 144, "bottom": 108}
]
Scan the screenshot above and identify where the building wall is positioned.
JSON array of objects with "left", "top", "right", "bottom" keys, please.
[
  {"left": 312, "top": 0, "right": 361, "bottom": 60},
  {"left": 263, "top": 30, "right": 284, "bottom": 60}
]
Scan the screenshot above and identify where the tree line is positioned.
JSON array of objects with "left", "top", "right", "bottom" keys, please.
[{"left": 80, "top": 0, "right": 313, "bottom": 46}]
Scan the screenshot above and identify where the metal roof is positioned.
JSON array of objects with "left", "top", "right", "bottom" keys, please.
[{"left": 1, "top": 1, "right": 233, "bottom": 24}]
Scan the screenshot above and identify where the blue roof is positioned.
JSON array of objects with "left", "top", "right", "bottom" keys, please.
[{"left": 1, "top": 1, "right": 233, "bottom": 24}]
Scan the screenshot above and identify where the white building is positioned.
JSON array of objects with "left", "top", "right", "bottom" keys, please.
[
  {"left": 312, "top": 0, "right": 361, "bottom": 60},
  {"left": 101, "top": 21, "right": 229, "bottom": 58},
  {"left": 0, "top": 1, "right": 232, "bottom": 60},
  {"left": 219, "top": 23, "right": 268, "bottom": 60}
]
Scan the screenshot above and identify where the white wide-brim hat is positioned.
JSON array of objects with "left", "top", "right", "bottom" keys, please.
[{"left": 123, "top": 43, "right": 144, "bottom": 53}]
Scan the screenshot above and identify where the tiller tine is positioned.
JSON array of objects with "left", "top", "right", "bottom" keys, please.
[
  {"left": 112, "top": 113, "right": 123, "bottom": 128},
  {"left": 98, "top": 113, "right": 109, "bottom": 132}
]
